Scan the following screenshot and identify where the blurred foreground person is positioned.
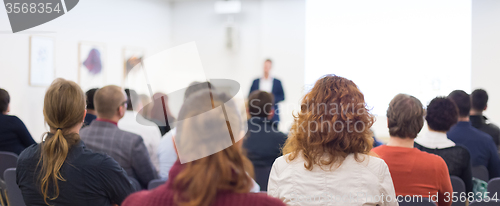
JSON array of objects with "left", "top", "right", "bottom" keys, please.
[{"left": 123, "top": 89, "right": 285, "bottom": 206}]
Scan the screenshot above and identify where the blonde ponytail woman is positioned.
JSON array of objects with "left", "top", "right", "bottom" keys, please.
[{"left": 16, "top": 78, "right": 134, "bottom": 206}]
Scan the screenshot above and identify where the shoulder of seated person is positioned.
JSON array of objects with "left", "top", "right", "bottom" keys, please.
[
  {"left": 355, "top": 154, "right": 390, "bottom": 175},
  {"left": 242, "top": 193, "right": 286, "bottom": 205},
  {"left": 122, "top": 190, "right": 156, "bottom": 204},
  {"left": 76, "top": 148, "right": 115, "bottom": 165},
  {"left": 472, "top": 128, "right": 497, "bottom": 143},
  {"left": 417, "top": 150, "right": 447, "bottom": 164},
  {"left": 117, "top": 129, "right": 143, "bottom": 139},
  {"left": 3, "top": 115, "right": 22, "bottom": 124},
  {"left": 272, "top": 154, "right": 293, "bottom": 172},
  {"left": 451, "top": 145, "right": 470, "bottom": 154},
  {"left": 18, "top": 144, "right": 40, "bottom": 160}
]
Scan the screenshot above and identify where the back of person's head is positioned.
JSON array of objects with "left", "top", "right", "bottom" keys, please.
[
  {"left": 138, "top": 94, "right": 152, "bottom": 118},
  {"left": 173, "top": 89, "right": 253, "bottom": 206},
  {"left": 471, "top": 89, "right": 488, "bottom": 112},
  {"left": 40, "top": 78, "right": 86, "bottom": 205},
  {"left": 283, "top": 74, "right": 374, "bottom": 170},
  {"left": 426, "top": 97, "right": 458, "bottom": 132},
  {"left": 387, "top": 94, "right": 424, "bottom": 139},
  {"left": 448, "top": 90, "right": 470, "bottom": 118},
  {"left": 184, "top": 81, "right": 214, "bottom": 100},
  {"left": 124, "top": 89, "right": 139, "bottom": 111},
  {"left": 0, "top": 88, "right": 9, "bottom": 113},
  {"left": 85, "top": 88, "right": 98, "bottom": 110},
  {"left": 94, "top": 85, "right": 127, "bottom": 119},
  {"left": 248, "top": 90, "right": 274, "bottom": 118}
]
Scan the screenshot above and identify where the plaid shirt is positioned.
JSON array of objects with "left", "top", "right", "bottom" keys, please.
[{"left": 80, "top": 120, "right": 158, "bottom": 189}]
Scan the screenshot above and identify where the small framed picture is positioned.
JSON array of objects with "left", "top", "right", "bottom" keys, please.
[
  {"left": 29, "top": 36, "right": 55, "bottom": 87},
  {"left": 79, "top": 42, "right": 106, "bottom": 91},
  {"left": 123, "top": 47, "right": 145, "bottom": 81}
]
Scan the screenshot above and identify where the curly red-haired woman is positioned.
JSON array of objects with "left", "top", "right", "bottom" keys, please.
[{"left": 267, "top": 75, "right": 397, "bottom": 206}]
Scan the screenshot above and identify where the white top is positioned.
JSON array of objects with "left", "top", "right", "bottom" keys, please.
[
  {"left": 118, "top": 111, "right": 162, "bottom": 171},
  {"left": 415, "top": 130, "right": 456, "bottom": 149},
  {"left": 268, "top": 153, "right": 398, "bottom": 206},
  {"left": 259, "top": 77, "right": 273, "bottom": 93},
  {"left": 158, "top": 128, "right": 178, "bottom": 179}
]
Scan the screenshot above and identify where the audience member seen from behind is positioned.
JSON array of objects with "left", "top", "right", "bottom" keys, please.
[
  {"left": 123, "top": 90, "right": 285, "bottom": 206},
  {"left": 138, "top": 94, "right": 153, "bottom": 119},
  {"left": 372, "top": 94, "right": 452, "bottom": 206},
  {"left": 158, "top": 81, "right": 210, "bottom": 179},
  {"left": 268, "top": 75, "right": 397, "bottom": 206},
  {"left": 149, "top": 92, "right": 176, "bottom": 136},
  {"left": 0, "top": 88, "right": 35, "bottom": 155},
  {"left": 83, "top": 88, "right": 98, "bottom": 127},
  {"left": 243, "top": 90, "right": 286, "bottom": 190},
  {"left": 80, "top": 85, "right": 158, "bottom": 189},
  {"left": 118, "top": 89, "right": 162, "bottom": 172},
  {"left": 470, "top": 89, "right": 500, "bottom": 150},
  {"left": 16, "top": 79, "right": 134, "bottom": 206},
  {"left": 447, "top": 90, "right": 500, "bottom": 179},
  {"left": 414, "top": 97, "right": 473, "bottom": 193}
]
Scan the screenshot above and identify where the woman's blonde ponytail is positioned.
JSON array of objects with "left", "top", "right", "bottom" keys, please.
[{"left": 38, "top": 79, "right": 86, "bottom": 205}]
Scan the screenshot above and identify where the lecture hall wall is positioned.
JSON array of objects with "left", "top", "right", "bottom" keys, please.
[
  {"left": 0, "top": 0, "right": 172, "bottom": 141},
  {"left": 1, "top": 0, "right": 499, "bottom": 142}
]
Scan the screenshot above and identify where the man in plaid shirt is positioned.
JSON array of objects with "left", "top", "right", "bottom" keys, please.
[{"left": 81, "top": 85, "right": 158, "bottom": 189}]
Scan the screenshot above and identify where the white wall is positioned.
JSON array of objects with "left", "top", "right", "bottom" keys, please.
[
  {"left": 471, "top": 0, "right": 500, "bottom": 126},
  {"left": 167, "top": 0, "right": 500, "bottom": 140},
  {"left": 170, "top": 0, "right": 305, "bottom": 132},
  {"left": 4, "top": 0, "right": 498, "bottom": 143},
  {"left": 371, "top": 0, "right": 500, "bottom": 142},
  {"left": 0, "top": 0, "right": 171, "bottom": 141}
]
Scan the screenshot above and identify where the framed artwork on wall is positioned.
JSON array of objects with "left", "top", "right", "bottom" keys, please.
[
  {"left": 79, "top": 42, "right": 106, "bottom": 91},
  {"left": 123, "top": 47, "right": 144, "bottom": 81},
  {"left": 29, "top": 36, "right": 55, "bottom": 87}
]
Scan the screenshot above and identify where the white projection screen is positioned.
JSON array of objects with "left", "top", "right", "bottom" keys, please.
[{"left": 305, "top": 0, "right": 471, "bottom": 115}]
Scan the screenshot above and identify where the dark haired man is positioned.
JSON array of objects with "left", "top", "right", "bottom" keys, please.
[
  {"left": 447, "top": 90, "right": 500, "bottom": 179},
  {"left": 415, "top": 97, "right": 472, "bottom": 194},
  {"left": 470, "top": 89, "right": 500, "bottom": 150},
  {"left": 243, "top": 90, "right": 287, "bottom": 191},
  {"left": 84, "top": 88, "right": 98, "bottom": 126}
]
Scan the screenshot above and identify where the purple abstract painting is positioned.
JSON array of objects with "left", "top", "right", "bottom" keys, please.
[{"left": 83, "top": 48, "right": 102, "bottom": 75}]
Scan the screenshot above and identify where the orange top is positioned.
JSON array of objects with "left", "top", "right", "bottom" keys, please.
[{"left": 372, "top": 145, "right": 453, "bottom": 206}]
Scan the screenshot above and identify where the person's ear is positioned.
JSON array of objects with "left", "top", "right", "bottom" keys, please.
[
  {"left": 485, "top": 105, "right": 488, "bottom": 111},
  {"left": 6, "top": 103, "right": 10, "bottom": 113},
  {"left": 82, "top": 109, "right": 87, "bottom": 123},
  {"left": 267, "top": 108, "right": 275, "bottom": 120},
  {"left": 118, "top": 104, "right": 125, "bottom": 117}
]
